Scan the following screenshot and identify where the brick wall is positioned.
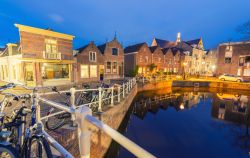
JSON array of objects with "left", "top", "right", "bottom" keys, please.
[{"left": 19, "top": 31, "right": 73, "bottom": 60}]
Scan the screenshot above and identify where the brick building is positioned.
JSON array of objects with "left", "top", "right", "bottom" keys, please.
[
  {"left": 74, "top": 41, "right": 105, "bottom": 83},
  {"left": 0, "top": 24, "right": 75, "bottom": 87},
  {"left": 149, "top": 46, "right": 164, "bottom": 71},
  {"left": 124, "top": 43, "right": 152, "bottom": 76},
  {"left": 97, "top": 38, "right": 124, "bottom": 79},
  {"left": 151, "top": 34, "right": 207, "bottom": 75},
  {"left": 216, "top": 41, "right": 250, "bottom": 79}
]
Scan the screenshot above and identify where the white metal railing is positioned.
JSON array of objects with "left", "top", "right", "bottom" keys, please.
[
  {"left": 43, "top": 51, "right": 62, "bottom": 60},
  {"left": 35, "top": 78, "right": 156, "bottom": 158}
]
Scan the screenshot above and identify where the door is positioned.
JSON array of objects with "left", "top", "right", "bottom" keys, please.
[
  {"left": 25, "top": 63, "right": 36, "bottom": 87},
  {"left": 99, "top": 65, "right": 104, "bottom": 81}
]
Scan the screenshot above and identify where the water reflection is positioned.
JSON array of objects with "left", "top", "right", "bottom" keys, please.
[{"left": 106, "top": 88, "right": 250, "bottom": 158}]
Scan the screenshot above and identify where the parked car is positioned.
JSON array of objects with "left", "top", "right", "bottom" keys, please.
[{"left": 218, "top": 74, "right": 244, "bottom": 82}]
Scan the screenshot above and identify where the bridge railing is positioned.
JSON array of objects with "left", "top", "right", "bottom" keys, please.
[{"left": 35, "top": 78, "right": 156, "bottom": 158}]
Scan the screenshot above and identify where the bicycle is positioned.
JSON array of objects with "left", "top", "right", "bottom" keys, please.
[{"left": 0, "top": 89, "right": 53, "bottom": 158}]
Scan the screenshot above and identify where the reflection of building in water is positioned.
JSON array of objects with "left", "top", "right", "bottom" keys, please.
[
  {"left": 212, "top": 93, "right": 250, "bottom": 124},
  {"left": 133, "top": 92, "right": 210, "bottom": 119}
]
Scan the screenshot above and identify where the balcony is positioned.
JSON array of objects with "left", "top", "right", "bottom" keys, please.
[{"left": 43, "top": 51, "right": 61, "bottom": 60}]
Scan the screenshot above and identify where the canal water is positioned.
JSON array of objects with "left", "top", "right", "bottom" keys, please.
[{"left": 106, "top": 88, "right": 250, "bottom": 158}]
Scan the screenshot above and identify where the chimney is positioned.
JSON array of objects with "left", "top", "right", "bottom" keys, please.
[{"left": 176, "top": 32, "right": 181, "bottom": 43}]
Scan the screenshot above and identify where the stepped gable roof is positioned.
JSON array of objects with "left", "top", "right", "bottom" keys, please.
[{"left": 124, "top": 42, "right": 146, "bottom": 54}]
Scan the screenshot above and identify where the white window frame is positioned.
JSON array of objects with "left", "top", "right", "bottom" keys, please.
[
  {"left": 106, "top": 62, "right": 111, "bottom": 73},
  {"left": 89, "top": 51, "right": 96, "bottom": 62},
  {"left": 112, "top": 62, "right": 117, "bottom": 74},
  {"left": 112, "top": 48, "right": 119, "bottom": 56}
]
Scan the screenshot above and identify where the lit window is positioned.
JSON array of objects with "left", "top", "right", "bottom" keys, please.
[
  {"left": 80, "top": 65, "right": 89, "bottom": 78},
  {"left": 41, "top": 64, "right": 69, "bottom": 79},
  {"left": 158, "top": 58, "right": 161, "bottom": 63},
  {"left": 243, "top": 69, "right": 250, "bottom": 76},
  {"left": 90, "top": 65, "right": 97, "bottom": 77},
  {"left": 45, "top": 39, "right": 57, "bottom": 53},
  {"left": 112, "top": 48, "right": 118, "bottom": 56},
  {"left": 89, "top": 51, "right": 96, "bottom": 62},
  {"left": 138, "top": 67, "right": 142, "bottom": 74},
  {"left": 106, "top": 62, "right": 111, "bottom": 73},
  {"left": 113, "top": 62, "right": 117, "bottom": 73}
]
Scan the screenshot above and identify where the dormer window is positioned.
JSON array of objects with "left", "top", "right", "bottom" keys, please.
[
  {"left": 112, "top": 48, "right": 118, "bottom": 56},
  {"left": 226, "top": 45, "right": 233, "bottom": 51},
  {"left": 89, "top": 51, "right": 96, "bottom": 62}
]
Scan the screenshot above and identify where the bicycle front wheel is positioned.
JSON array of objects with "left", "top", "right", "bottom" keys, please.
[
  {"left": 0, "top": 144, "right": 19, "bottom": 158},
  {"left": 29, "top": 135, "right": 52, "bottom": 158}
]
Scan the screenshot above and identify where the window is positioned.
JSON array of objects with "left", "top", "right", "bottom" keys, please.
[
  {"left": 174, "top": 68, "right": 178, "bottom": 73},
  {"left": 145, "top": 56, "right": 148, "bottom": 63},
  {"left": 113, "top": 62, "right": 117, "bottom": 73},
  {"left": 225, "top": 57, "right": 232, "bottom": 64},
  {"left": 158, "top": 58, "right": 161, "bottom": 63},
  {"left": 89, "top": 51, "right": 96, "bottom": 62},
  {"left": 90, "top": 65, "right": 97, "bottom": 77},
  {"left": 243, "top": 69, "right": 250, "bottom": 76},
  {"left": 106, "top": 62, "right": 111, "bottom": 73},
  {"left": 138, "top": 67, "right": 142, "bottom": 74},
  {"left": 239, "top": 57, "right": 244, "bottom": 66},
  {"left": 112, "top": 48, "right": 118, "bottom": 56},
  {"left": 80, "top": 65, "right": 89, "bottom": 78},
  {"left": 45, "top": 39, "right": 57, "bottom": 53},
  {"left": 42, "top": 64, "right": 69, "bottom": 79},
  {"left": 139, "top": 56, "right": 143, "bottom": 62}
]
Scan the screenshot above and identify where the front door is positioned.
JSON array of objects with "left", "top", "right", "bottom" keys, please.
[
  {"left": 99, "top": 65, "right": 104, "bottom": 81},
  {"left": 25, "top": 63, "right": 36, "bottom": 87}
]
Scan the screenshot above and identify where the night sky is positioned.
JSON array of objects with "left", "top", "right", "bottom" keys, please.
[{"left": 0, "top": 0, "right": 250, "bottom": 49}]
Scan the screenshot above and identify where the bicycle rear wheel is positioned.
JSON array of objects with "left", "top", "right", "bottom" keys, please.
[
  {"left": 0, "top": 144, "right": 19, "bottom": 158},
  {"left": 29, "top": 135, "right": 52, "bottom": 158},
  {"left": 45, "top": 102, "right": 71, "bottom": 131}
]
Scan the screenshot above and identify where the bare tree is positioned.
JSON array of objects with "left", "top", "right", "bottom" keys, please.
[{"left": 237, "top": 20, "right": 250, "bottom": 40}]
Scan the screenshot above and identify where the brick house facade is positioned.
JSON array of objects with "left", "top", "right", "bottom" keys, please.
[
  {"left": 0, "top": 24, "right": 75, "bottom": 87},
  {"left": 97, "top": 39, "right": 124, "bottom": 80},
  {"left": 74, "top": 41, "right": 104, "bottom": 83},
  {"left": 216, "top": 41, "right": 250, "bottom": 79},
  {"left": 124, "top": 43, "right": 152, "bottom": 76},
  {"left": 149, "top": 46, "right": 164, "bottom": 71}
]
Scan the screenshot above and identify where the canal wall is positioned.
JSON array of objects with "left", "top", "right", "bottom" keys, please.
[
  {"left": 137, "top": 80, "right": 250, "bottom": 91},
  {"left": 172, "top": 80, "right": 250, "bottom": 90}
]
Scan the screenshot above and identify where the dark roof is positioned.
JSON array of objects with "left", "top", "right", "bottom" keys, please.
[
  {"left": 124, "top": 42, "right": 146, "bottom": 54},
  {"left": 154, "top": 38, "right": 170, "bottom": 48},
  {"left": 0, "top": 47, "right": 5, "bottom": 52},
  {"left": 97, "top": 43, "right": 106, "bottom": 54},
  {"left": 186, "top": 39, "right": 200, "bottom": 46},
  {"left": 154, "top": 38, "right": 177, "bottom": 48},
  {"left": 76, "top": 44, "right": 89, "bottom": 52},
  {"left": 149, "top": 46, "right": 158, "bottom": 53},
  {"left": 171, "top": 47, "right": 184, "bottom": 56},
  {"left": 162, "top": 47, "right": 170, "bottom": 54}
]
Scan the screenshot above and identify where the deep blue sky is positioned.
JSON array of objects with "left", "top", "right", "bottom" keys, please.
[{"left": 0, "top": 0, "right": 250, "bottom": 49}]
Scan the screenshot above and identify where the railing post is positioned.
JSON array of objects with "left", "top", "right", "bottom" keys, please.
[
  {"left": 75, "top": 106, "right": 92, "bottom": 158},
  {"left": 118, "top": 86, "right": 121, "bottom": 102},
  {"left": 111, "top": 86, "right": 114, "bottom": 106},
  {"left": 98, "top": 87, "right": 102, "bottom": 112},
  {"left": 122, "top": 83, "right": 125, "bottom": 98},
  {"left": 34, "top": 93, "right": 41, "bottom": 122},
  {"left": 130, "top": 79, "right": 133, "bottom": 89},
  {"left": 70, "top": 87, "right": 76, "bottom": 124},
  {"left": 126, "top": 82, "right": 129, "bottom": 94},
  {"left": 142, "top": 77, "right": 145, "bottom": 84}
]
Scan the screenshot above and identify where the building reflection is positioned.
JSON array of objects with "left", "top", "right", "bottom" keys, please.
[{"left": 133, "top": 91, "right": 209, "bottom": 119}]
